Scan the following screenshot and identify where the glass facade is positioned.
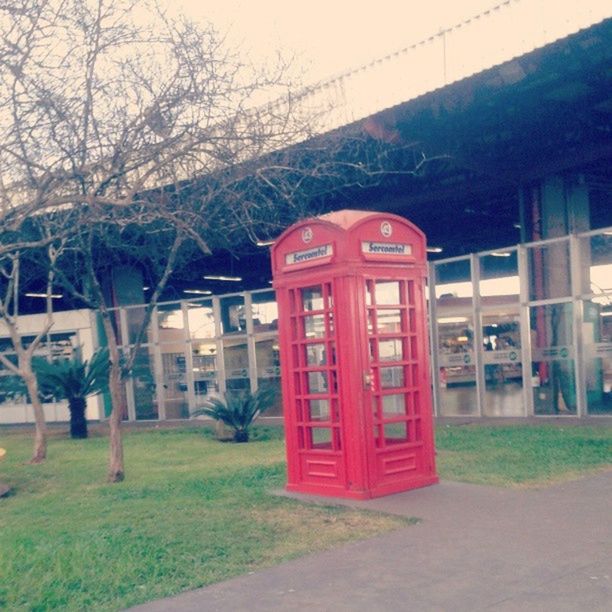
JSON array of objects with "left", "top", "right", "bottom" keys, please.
[
  {"left": 99, "top": 289, "right": 285, "bottom": 420},
  {"left": 1, "top": 227, "right": 610, "bottom": 422},
  {"left": 430, "top": 228, "right": 612, "bottom": 417}
]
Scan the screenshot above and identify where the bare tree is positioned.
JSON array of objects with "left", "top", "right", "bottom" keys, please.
[
  {"left": 0, "top": 0, "right": 320, "bottom": 482},
  {"left": 0, "top": 1, "right": 436, "bottom": 481},
  {"left": 0, "top": 213, "right": 70, "bottom": 462}
]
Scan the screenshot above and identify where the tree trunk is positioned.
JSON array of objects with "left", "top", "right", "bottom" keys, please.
[
  {"left": 100, "top": 311, "right": 126, "bottom": 482},
  {"left": 69, "top": 397, "right": 88, "bottom": 439},
  {"left": 23, "top": 369, "right": 47, "bottom": 463},
  {"left": 107, "top": 359, "right": 125, "bottom": 482}
]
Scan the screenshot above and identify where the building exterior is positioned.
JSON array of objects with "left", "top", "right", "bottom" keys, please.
[
  {"left": 1, "top": 223, "right": 610, "bottom": 423},
  {"left": 0, "top": 310, "right": 99, "bottom": 423},
  {"left": 1, "top": 5, "right": 611, "bottom": 424}
]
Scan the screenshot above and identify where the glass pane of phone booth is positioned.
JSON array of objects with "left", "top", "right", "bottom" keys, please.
[
  {"left": 292, "top": 284, "right": 341, "bottom": 451},
  {"left": 367, "top": 279, "right": 420, "bottom": 447},
  {"left": 481, "top": 309, "right": 523, "bottom": 416},
  {"left": 530, "top": 303, "right": 577, "bottom": 415}
]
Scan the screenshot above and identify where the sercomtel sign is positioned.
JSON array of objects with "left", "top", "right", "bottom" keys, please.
[
  {"left": 271, "top": 210, "right": 438, "bottom": 500},
  {"left": 361, "top": 241, "right": 412, "bottom": 255},
  {"left": 285, "top": 244, "right": 333, "bottom": 265}
]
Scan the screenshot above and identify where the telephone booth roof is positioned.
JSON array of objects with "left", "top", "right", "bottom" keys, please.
[{"left": 272, "top": 209, "right": 426, "bottom": 277}]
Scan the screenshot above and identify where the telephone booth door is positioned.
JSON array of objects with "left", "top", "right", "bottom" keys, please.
[
  {"left": 362, "top": 276, "right": 435, "bottom": 495},
  {"left": 283, "top": 282, "right": 347, "bottom": 493}
]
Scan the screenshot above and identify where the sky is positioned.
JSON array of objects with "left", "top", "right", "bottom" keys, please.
[{"left": 169, "top": 0, "right": 502, "bottom": 85}]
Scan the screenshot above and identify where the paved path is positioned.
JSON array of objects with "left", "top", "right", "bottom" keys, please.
[{"left": 130, "top": 471, "right": 611, "bottom": 611}]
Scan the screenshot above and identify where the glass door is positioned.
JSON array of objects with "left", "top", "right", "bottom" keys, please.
[
  {"left": 481, "top": 309, "right": 523, "bottom": 416},
  {"left": 366, "top": 279, "right": 424, "bottom": 485},
  {"left": 292, "top": 284, "right": 341, "bottom": 453}
]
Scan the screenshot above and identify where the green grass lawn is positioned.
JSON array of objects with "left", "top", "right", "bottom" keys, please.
[
  {"left": 435, "top": 424, "right": 611, "bottom": 487},
  {"left": 0, "top": 423, "right": 610, "bottom": 610},
  {"left": 0, "top": 427, "right": 408, "bottom": 611}
]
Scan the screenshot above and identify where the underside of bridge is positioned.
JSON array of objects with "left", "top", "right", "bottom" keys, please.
[
  {"left": 175, "top": 17, "right": 612, "bottom": 295},
  {"left": 18, "top": 18, "right": 612, "bottom": 310}
]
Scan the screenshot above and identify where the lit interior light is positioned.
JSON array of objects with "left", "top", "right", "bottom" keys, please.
[
  {"left": 25, "top": 292, "right": 63, "bottom": 299},
  {"left": 203, "top": 275, "right": 242, "bottom": 282},
  {"left": 143, "top": 286, "right": 150, "bottom": 290},
  {"left": 456, "top": 336, "right": 469, "bottom": 342},
  {"left": 426, "top": 246, "right": 443, "bottom": 253},
  {"left": 438, "top": 317, "right": 468, "bottom": 324},
  {"left": 256, "top": 240, "right": 275, "bottom": 247},
  {"left": 490, "top": 251, "right": 511, "bottom": 257},
  {"left": 600, "top": 311, "right": 612, "bottom": 317},
  {"left": 184, "top": 289, "right": 213, "bottom": 295}
]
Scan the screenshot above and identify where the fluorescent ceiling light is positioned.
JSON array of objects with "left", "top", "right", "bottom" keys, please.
[
  {"left": 437, "top": 316, "right": 468, "bottom": 324},
  {"left": 184, "top": 289, "right": 212, "bottom": 295},
  {"left": 600, "top": 311, "right": 612, "bottom": 317},
  {"left": 256, "top": 240, "right": 275, "bottom": 247},
  {"left": 203, "top": 275, "right": 242, "bottom": 282},
  {"left": 490, "top": 251, "right": 511, "bottom": 257},
  {"left": 25, "top": 292, "right": 63, "bottom": 299},
  {"left": 426, "top": 246, "right": 443, "bottom": 253}
]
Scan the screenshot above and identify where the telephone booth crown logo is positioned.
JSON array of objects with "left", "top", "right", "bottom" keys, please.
[
  {"left": 302, "top": 227, "right": 313, "bottom": 244},
  {"left": 380, "top": 221, "right": 393, "bottom": 237}
]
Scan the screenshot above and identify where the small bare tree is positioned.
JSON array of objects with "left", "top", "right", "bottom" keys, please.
[{"left": 0, "top": 213, "right": 71, "bottom": 462}]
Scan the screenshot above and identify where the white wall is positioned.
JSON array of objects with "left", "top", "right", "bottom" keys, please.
[{"left": 0, "top": 309, "right": 102, "bottom": 425}]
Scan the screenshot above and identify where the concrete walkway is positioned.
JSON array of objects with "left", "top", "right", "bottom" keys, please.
[{"left": 130, "top": 471, "right": 611, "bottom": 611}]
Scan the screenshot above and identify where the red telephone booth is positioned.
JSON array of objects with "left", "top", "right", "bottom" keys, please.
[{"left": 271, "top": 210, "right": 438, "bottom": 499}]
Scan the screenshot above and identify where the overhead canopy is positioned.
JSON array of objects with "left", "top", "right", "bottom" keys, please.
[{"left": 12, "top": 16, "right": 612, "bottom": 309}]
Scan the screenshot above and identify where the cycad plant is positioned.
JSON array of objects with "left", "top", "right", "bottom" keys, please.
[
  {"left": 193, "top": 385, "right": 277, "bottom": 443},
  {"left": 34, "top": 348, "right": 110, "bottom": 439}
]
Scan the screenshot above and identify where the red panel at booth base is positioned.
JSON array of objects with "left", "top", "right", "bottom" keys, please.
[
  {"left": 272, "top": 210, "right": 438, "bottom": 500},
  {"left": 286, "top": 475, "right": 439, "bottom": 501}
]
